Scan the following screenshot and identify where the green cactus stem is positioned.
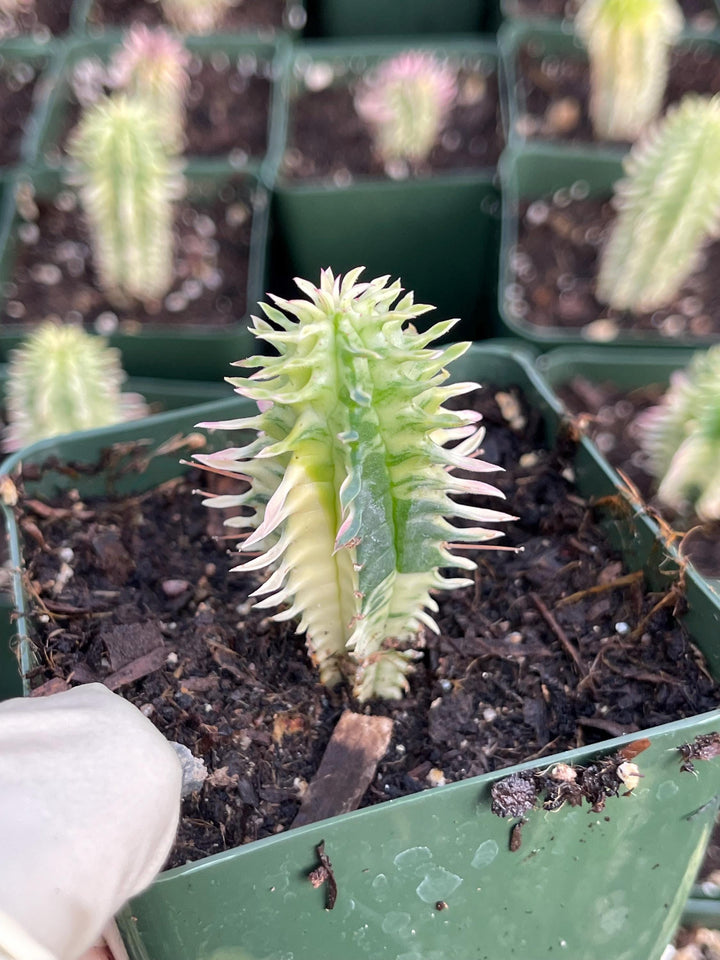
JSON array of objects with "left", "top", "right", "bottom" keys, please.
[
  {"left": 575, "top": 0, "right": 683, "bottom": 141},
  {"left": 159, "top": 0, "right": 236, "bottom": 34},
  {"left": 596, "top": 95, "right": 720, "bottom": 313},
  {"left": 194, "top": 269, "right": 514, "bottom": 701},
  {"left": 3, "top": 323, "right": 147, "bottom": 452},
  {"left": 67, "top": 95, "right": 184, "bottom": 308}
]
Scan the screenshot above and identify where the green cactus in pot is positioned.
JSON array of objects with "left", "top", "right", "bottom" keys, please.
[
  {"left": 575, "top": 0, "right": 683, "bottom": 141},
  {"left": 3, "top": 323, "right": 147, "bottom": 453},
  {"left": 195, "top": 269, "right": 514, "bottom": 701}
]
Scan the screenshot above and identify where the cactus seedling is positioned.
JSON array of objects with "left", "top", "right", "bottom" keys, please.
[
  {"left": 3, "top": 323, "right": 147, "bottom": 452},
  {"left": 575, "top": 0, "right": 683, "bottom": 141},
  {"left": 354, "top": 51, "right": 458, "bottom": 168},
  {"left": 597, "top": 95, "right": 720, "bottom": 313},
  {"left": 109, "top": 25, "right": 190, "bottom": 154},
  {"left": 195, "top": 269, "right": 514, "bottom": 701},
  {"left": 67, "top": 94, "right": 184, "bottom": 307},
  {"left": 160, "top": 0, "right": 236, "bottom": 34},
  {"left": 637, "top": 346, "right": 720, "bottom": 520}
]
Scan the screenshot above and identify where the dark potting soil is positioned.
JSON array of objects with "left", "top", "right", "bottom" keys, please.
[
  {"left": 511, "top": 196, "right": 720, "bottom": 340},
  {"left": 282, "top": 68, "right": 501, "bottom": 182},
  {"left": 87, "top": 0, "right": 294, "bottom": 33},
  {"left": 0, "top": 183, "right": 254, "bottom": 332},
  {"left": 0, "top": 0, "right": 72, "bottom": 39},
  {"left": 16, "top": 384, "right": 720, "bottom": 867},
  {"left": 514, "top": 42, "right": 720, "bottom": 145},
  {"left": 506, "top": 0, "right": 716, "bottom": 30},
  {"left": 48, "top": 55, "right": 272, "bottom": 167},
  {"left": 0, "top": 61, "right": 44, "bottom": 168}
]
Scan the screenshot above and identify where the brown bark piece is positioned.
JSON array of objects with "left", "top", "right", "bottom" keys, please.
[
  {"left": 103, "top": 621, "right": 165, "bottom": 671},
  {"left": 92, "top": 529, "right": 134, "bottom": 585},
  {"left": 30, "top": 677, "right": 71, "bottom": 697},
  {"left": 292, "top": 711, "right": 393, "bottom": 828},
  {"left": 103, "top": 646, "right": 168, "bottom": 691}
]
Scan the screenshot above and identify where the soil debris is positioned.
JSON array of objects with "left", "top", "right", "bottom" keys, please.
[
  {"left": 679, "top": 733, "right": 720, "bottom": 774},
  {"left": 308, "top": 841, "right": 337, "bottom": 910}
]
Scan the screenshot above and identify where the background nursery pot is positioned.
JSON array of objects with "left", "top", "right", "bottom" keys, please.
[
  {"left": 308, "top": 0, "right": 493, "bottom": 38},
  {"left": 3, "top": 342, "right": 720, "bottom": 960},
  {"left": 498, "top": 0, "right": 720, "bottom": 32},
  {"left": 498, "top": 144, "right": 720, "bottom": 349},
  {"left": 0, "top": 41, "right": 56, "bottom": 174},
  {"left": 272, "top": 39, "right": 503, "bottom": 340},
  {"left": 0, "top": 165, "right": 270, "bottom": 380}
]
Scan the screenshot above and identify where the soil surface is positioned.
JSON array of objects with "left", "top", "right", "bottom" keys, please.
[
  {"left": 0, "top": 61, "right": 44, "bottom": 168},
  {"left": 47, "top": 54, "right": 272, "bottom": 167},
  {"left": 87, "top": 0, "right": 295, "bottom": 32},
  {"left": 16, "top": 384, "right": 720, "bottom": 867},
  {"left": 283, "top": 66, "right": 501, "bottom": 182},
  {"left": 505, "top": 0, "right": 716, "bottom": 30},
  {"left": 510, "top": 195, "right": 720, "bottom": 341},
  {"left": 514, "top": 43, "right": 720, "bottom": 145},
  {"left": 0, "top": 183, "right": 254, "bottom": 332},
  {"left": 0, "top": 0, "right": 72, "bottom": 38}
]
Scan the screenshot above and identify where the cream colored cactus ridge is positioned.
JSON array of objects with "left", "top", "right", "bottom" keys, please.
[
  {"left": 3, "top": 323, "right": 148, "bottom": 452},
  {"left": 576, "top": 0, "right": 683, "bottom": 141},
  {"left": 159, "top": 0, "right": 237, "bottom": 34},
  {"left": 195, "top": 268, "right": 514, "bottom": 701}
]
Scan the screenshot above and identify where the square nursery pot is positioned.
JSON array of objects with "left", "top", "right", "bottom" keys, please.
[
  {"left": 3, "top": 341, "right": 720, "bottom": 960},
  {"left": 0, "top": 164, "right": 270, "bottom": 381},
  {"left": 308, "top": 0, "right": 491, "bottom": 38},
  {"left": 498, "top": 144, "right": 720, "bottom": 349},
  {"left": 498, "top": 21, "right": 720, "bottom": 151},
  {"left": 536, "top": 346, "right": 720, "bottom": 597},
  {"left": 74, "top": 0, "right": 307, "bottom": 39},
  {"left": 272, "top": 39, "right": 503, "bottom": 343},
  {"left": 0, "top": 0, "right": 82, "bottom": 42},
  {"left": 35, "top": 35, "right": 290, "bottom": 183},
  {"left": 0, "top": 41, "right": 57, "bottom": 174},
  {"left": 498, "top": 0, "right": 720, "bottom": 32}
]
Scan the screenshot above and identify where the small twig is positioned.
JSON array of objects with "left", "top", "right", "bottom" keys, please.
[
  {"left": 556, "top": 570, "right": 644, "bottom": 608},
  {"left": 530, "top": 592, "right": 587, "bottom": 677},
  {"left": 629, "top": 587, "right": 681, "bottom": 641}
]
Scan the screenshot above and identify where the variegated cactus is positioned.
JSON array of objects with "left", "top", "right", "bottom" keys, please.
[
  {"left": 109, "top": 25, "right": 190, "bottom": 153},
  {"left": 67, "top": 95, "right": 184, "bottom": 307},
  {"left": 637, "top": 346, "right": 720, "bottom": 519},
  {"left": 597, "top": 95, "right": 720, "bottom": 313},
  {"left": 195, "top": 269, "right": 513, "bottom": 701},
  {"left": 160, "top": 0, "right": 235, "bottom": 34},
  {"left": 3, "top": 323, "right": 147, "bottom": 452},
  {"left": 575, "top": 0, "right": 683, "bottom": 141},
  {"left": 354, "top": 51, "right": 458, "bottom": 167}
]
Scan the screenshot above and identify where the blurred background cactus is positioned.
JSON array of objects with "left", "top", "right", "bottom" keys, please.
[
  {"left": 354, "top": 50, "right": 458, "bottom": 169},
  {"left": 596, "top": 95, "right": 720, "bottom": 312},
  {"left": 3, "top": 323, "right": 147, "bottom": 452},
  {"left": 159, "top": 0, "right": 237, "bottom": 34},
  {"left": 575, "top": 0, "right": 683, "bottom": 141},
  {"left": 67, "top": 94, "right": 184, "bottom": 307},
  {"left": 637, "top": 345, "right": 720, "bottom": 519},
  {"left": 195, "top": 269, "right": 513, "bottom": 701},
  {"left": 109, "top": 25, "right": 190, "bottom": 153}
]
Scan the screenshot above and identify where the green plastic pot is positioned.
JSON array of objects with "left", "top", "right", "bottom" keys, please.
[
  {"left": 273, "top": 39, "right": 502, "bottom": 342},
  {"left": 34, "top": 35, "right": 290, "bottom": 183},
  {"left": 0, "top": 41, "right": 58, "bottom": 172},
  {"left": 497, "top": 143, "right": 720, "bottom": 349},
  {"left": 0, "top": 165, "right": 269, "bottom": 380},
  {"left": 309, "top": 0, "right": 489, "bottom": 37},
  {"left": 3, "top": 341, "right": 720, "bottom": 960},
  {"left": 497, "top": 21, "right": 720, "bottom": 151}
]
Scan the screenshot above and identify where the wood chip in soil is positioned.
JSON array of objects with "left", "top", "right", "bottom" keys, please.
[{"left": 14, "top": 383, "right": 720, "bottom": 868}]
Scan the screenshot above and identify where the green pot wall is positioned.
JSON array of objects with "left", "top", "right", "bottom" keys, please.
[
  {"left": 0, "top": 166, "right": 269, "bottom": 380},
  {"left": 498, "top": 144, "right": 720, "bottom": 350},
  {"left": 497, "top": 22, "right": 720, "bottom": 151},
  {"left": 311, "top": 0, "right": 488, "bottom": 37},
  {"left": 0, "top": 42, "right": 57, "bottom": 172},
  {"left": 274, "top": 39, "right": 502, "bottom": 342},
  {"left": 34, "top": 35, "right": 290, "bottom": 183},
  {"left": 2, "top": 342, "right": 720, "bottom": 960}
]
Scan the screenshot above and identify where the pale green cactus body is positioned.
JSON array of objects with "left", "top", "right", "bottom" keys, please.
[
  {"left": 575, "top": 0, "right": 683, "bottom": 141},
  {"left": 109, "top": 25, "right": 190, "bottom": 153},
  {"left": 354, "top": 51, "right": 458, "bottom": 167},
  {"left": 160, "top": 0, "right": 236, "bottom": 34},
  {"left": 638, "top": 345, "right": 720, "bottom": 519},
  {"left": 195, "top": 269, "right": 513, "bottom": 701},
  {"left": 3, "top": 323, "right": 147, "bottom": 452},
  {"left": 67, "top": 95, "right": 184, "bottom": 307},
  {"left": 597, "top": 95, "right": 720, "bottom": 313}
]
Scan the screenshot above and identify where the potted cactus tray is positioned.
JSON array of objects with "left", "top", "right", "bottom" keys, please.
[
  {"left": 272, "top": 38, "right": 503, "bottom": 341},
  {"left": 498, "top": 142, "right": 720, "bottom": 349},
  {"left": 499, "top": 0, "right": 720, "bottom": 32},
  {"left": 2, "top": 323, "right": 720, "bottom": 960}
]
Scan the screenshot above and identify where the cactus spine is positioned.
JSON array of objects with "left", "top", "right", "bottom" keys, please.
[{"left": 575, "top": 0, "right": 683, "bottom": 141}]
